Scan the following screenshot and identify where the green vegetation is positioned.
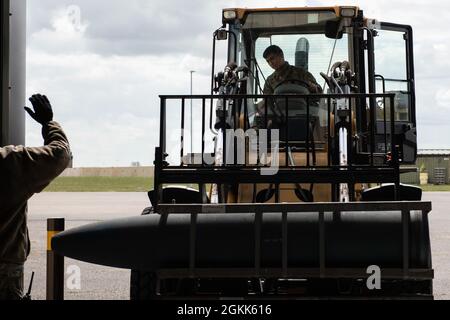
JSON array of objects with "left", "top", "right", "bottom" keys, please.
[
  {"left": 44, "top": 176, "right": 153, "bottom": 192},
  {"left": 419, "top": 184, "right": 450, "bottom": 192},
  {"left": 419, "top": 163, "right": 427, "bottom": 173}
]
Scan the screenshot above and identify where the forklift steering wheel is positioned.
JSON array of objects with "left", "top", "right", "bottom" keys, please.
[{"left": 273, "top": 79, "right": 312, "bottom": 92}]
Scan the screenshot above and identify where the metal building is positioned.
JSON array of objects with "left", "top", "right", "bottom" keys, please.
[
  {"left": 418, "top": 149, "right": 450, "bottom": 184},
  {"left": 401, "top": 149, "right": 450, "bottom": 185},
  {"left": 1, "top": 0, "right": 26, "bottom": 147}
]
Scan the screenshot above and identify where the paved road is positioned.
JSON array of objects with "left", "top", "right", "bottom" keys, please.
[
  {"left": 423, "top": 193, "right": 450, "bottom": 300},
  {"left": 24, "top": 192, "right": 449, "bottom": 300},
  {"left": 26, "top": 193, "right": 149, "bottom": 300}
]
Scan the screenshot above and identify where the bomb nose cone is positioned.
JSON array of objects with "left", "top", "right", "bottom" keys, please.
[
  {"left": 51, "top": 215, "right": 165, "bottom": 270},
  {"left": 51, "top": 223, "right": 103, "bottom": 262}
]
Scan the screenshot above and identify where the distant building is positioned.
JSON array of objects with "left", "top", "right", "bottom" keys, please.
[
  {"left": 401, "top": 149, "right": 450, "bottom": 185},
  {"left": 67, "top": 152, "right": 74, "bottom": 168}
]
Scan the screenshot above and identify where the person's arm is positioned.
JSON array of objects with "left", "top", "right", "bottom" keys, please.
[
  {"left": 258, "top": 77, "right": 275, "bottom": 116},
  {"left": 263, "top": 76, "right": 274, "bottom": 95},
  {"left": 305, "top": 71, "right": 322, "bottom": 93},
  {"left": 21, "top": 121, "right": 71, "bottom": 194},
  {"left": 18, "top": 94, "right": 71, "bottom": 194},
  {"left": 0, "top": 125, "right": 70, "bottom": 200}
]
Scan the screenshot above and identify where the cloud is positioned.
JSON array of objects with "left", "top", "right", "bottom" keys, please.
[
  {"left": 64, "top": 115, "right": 160, "bottom": 167},
  {"left": 28, "top": 0, "right": 225, "bottom": 57},
  {"left": 25, "top": 0, "right": 450, "bottom": 167},
  {"left": 28, "top": 0, "right": 311, "bottom": 57},
  {"left": 26, "top": 49, "right": 213, "bottom": 166},
  {"left": 436, "top": 88, "right": 450, "bottom": 109}
]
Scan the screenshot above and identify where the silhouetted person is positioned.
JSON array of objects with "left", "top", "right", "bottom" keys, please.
[{"left": 0, "top": 94, "right": 71, "bottom": 300}]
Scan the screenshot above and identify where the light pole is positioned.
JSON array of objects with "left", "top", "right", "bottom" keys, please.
[{"left": 190, "top": 70, "right": 195, "bottom": 156}]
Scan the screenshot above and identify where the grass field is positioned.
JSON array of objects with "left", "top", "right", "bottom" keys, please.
[
  {"left": 420, "top": 184, "right": 450, "bottom": 192},
  {"left": 44, "top": 177, "right": 450, "bottom": 193},
  {"left": 44, "top": 176, "right": 154, "bottom": 192}
]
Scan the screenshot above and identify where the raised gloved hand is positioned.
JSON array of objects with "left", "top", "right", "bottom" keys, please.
[{"left": 24, "top": 94, "right": 54, "bottom": 125}]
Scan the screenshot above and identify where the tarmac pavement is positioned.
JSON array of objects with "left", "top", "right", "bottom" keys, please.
[{"left": 24, "top": 192, "right": 449, "bottom": 300}]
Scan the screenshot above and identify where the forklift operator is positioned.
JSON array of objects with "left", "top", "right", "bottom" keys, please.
[
  {"left": 262, "top": 45, "right": 321, "bottom": 95},
  {"left": 255, "top": 45, "right": 322, "bottom": 127}
]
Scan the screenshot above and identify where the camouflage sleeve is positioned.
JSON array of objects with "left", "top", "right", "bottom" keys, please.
[
  {"left": 305, "top": 71, "right": 318, "bottom": 86},
  {"left": 306, "top": 71, "right": 322, "bottom": 93},
  {"left": 23, "top": 121, "right": 71, "bottom": 194},
  {"left": 0, "top": 121, "right": 71, "bottom": 196},
  {"left": 263, "top": 76, "right": 274, "bottom": 95}
]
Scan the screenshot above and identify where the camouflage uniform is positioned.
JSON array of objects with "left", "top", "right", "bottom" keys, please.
[
  {"left": 263, "top": 62, "right": 321, "bottom": 95},
  {"left": 256, "top": 62, "right": 321, "bottom": 126},
  {"left": 0, "top": 121, "right": 70, "bottom": 300},
  {"left": 0, "top": 264, "right": 24, "bottom": 300}
]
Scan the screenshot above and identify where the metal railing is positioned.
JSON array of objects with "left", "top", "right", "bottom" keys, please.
[{"left": 155, "top": 93, "right": 398, "bottom": 189}]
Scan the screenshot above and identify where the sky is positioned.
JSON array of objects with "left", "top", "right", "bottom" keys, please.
[{"left": 25, "top": 0, "right": 450, "bottom": 167}]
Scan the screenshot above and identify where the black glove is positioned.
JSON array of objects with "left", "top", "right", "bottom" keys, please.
[{"left": 24, "top": 94, "right": 53, "bottom": 125}]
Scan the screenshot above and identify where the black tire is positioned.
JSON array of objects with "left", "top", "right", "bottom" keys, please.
[
  {"left": 130, "top": 207, "right": 157, "bottom": 300},
  {"left": 130, "top": 269, "right": 158, "bottom": 300}
]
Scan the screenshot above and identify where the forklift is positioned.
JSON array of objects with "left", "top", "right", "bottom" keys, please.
[{"left": 52, "top": 6, "right": 433, "bottom": 299}]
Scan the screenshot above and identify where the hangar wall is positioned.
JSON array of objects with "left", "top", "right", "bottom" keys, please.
[{"left": 1, "top": 0, "right": 26, "bottom": 146}]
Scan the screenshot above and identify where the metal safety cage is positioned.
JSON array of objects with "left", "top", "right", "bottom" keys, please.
[
  {"left": 154, "top": 93, "right": 399, "bottom": 207},
  {"left": 156, "top": 201, "right": 433, "bottom": 289},
  {"left": 148, "top": 200, "right": 434, "bottom": 299}
]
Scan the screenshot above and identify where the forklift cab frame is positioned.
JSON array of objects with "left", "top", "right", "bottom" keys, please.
[{"left": 212, "top": 6, "right": 417, "bottom": 164}]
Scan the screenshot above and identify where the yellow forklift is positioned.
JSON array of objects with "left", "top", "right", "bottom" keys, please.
[{"left": 53, "top": 6, "right": 433, "bottom": 299}]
